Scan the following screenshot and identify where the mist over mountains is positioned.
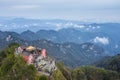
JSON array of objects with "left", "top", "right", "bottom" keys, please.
[
  {"left": 1, "top": 17, "right": 118, "bottom": 32},
  {"left": 1, "top": 18, "right": 120, "bottom": 54},
  {"left": 0, "top": 17, "right": 120, "bottom": 67}
]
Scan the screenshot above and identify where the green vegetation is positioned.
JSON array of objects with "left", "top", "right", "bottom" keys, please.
[
  {"left": 72, "top": 66, "right": 120, "bottom": 80},
  {"left": 0, "top": 54, "right": 38, "bottom": 80},
  {"left": 52, "top": 69, "right": 66, "bottom": 80},
  {"left": 0, "top": 43, "right": 120, "bottom": 80},
  {"left": 0, "top": 43, "right": 48, "bottom": 80},
  {"left": 0, "top": 43, "right": 39, "bottom": 80},
  {"left": 95, "top": 54, "right": 120, "bottom": 73},
  {"left": 56, "top": 63, "right": 120, "bottom": 80},
  {"left": 38, "top": 75, "right": 49, "bottom": 80},
  {"left": 0, "top": 43, "right": 19, "bottom": 64},
  {"left": 56, "top": 62, "right": 72, "bottom": 80}
]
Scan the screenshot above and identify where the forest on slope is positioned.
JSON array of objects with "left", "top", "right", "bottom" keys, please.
[{"left": 0, "top": 43, "right": 120, "bottom": 80}]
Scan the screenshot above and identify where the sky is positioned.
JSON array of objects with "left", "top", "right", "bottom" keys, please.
[{"left": 0, "top": 0, "right": 120, "bottom": 22}]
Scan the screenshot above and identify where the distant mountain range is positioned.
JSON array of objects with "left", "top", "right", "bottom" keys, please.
[
  {"left": 0, "top": 17, "right": 120, "bottom": 67},
  {"left": 0, "top": 31, "right": 106, "bottom": 68},
  {"left": 1, "top": 24, "right": 120, "bottom": 55},
  {"left": 20, "top": 23, "right": 120, "bottom": 55}
]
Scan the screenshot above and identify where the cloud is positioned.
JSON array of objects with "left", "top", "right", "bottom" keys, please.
[
  {"left": 94, "top": 37, "right": 109, "bottom": 45},
  {"left": 0, "top": 0, "right": 120, "bottom": 22},
  {"left": 12, "top": 5, "right": 39, "bottom": 9},
  {"left": 85, "top": 25, "right": 101, "bottom": 31},
  {"left": 46, "top": 22, "right": 85, "bottom": 30}
]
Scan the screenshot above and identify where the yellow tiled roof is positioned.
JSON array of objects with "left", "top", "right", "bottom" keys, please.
[{"left": 26, "top": 46, "right": 35, "bottom": 51}]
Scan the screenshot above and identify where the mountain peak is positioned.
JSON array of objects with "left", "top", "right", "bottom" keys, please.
[{"left": 21, "top": 30, "right": 35, "bottom": 34}]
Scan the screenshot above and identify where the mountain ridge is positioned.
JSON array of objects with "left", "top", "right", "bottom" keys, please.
[
  {"left": 0, "top": 34, "right": 106, "bottom": 68},
  {"left": 1, "top": 24, "right": 120, "bottom": 55}
]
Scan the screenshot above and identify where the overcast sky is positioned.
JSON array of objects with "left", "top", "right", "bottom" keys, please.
[{"left": 0, "top": 0, "right": 120, "bottom": 22}]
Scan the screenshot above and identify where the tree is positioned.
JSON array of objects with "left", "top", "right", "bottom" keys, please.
[
  {"left": 72, "top": 66, "right": 120, "bottom": 80},
  {"left": 0, "top": 54, "right": 38, "bottom": 80},
  {"left": 56, "top": 62, "right": 72, "bottom": 80},
  {"left": 39, "top": 75, "right": 49, "bottom": 80},
  {"left": 52, "top": 69, "right": 66, "bottom": 80},
  {"left": 0, "top": 43, "right": 19, "bottom": 64},
  {"left": 0, "top": 43, "right": 39, "bottom": 80}
]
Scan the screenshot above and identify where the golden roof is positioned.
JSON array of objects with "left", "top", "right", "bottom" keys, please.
[{"left": 26, "top": 46, "right": 35, "bottom": 51}]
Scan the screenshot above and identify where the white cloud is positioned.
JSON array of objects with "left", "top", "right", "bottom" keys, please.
[
  {"left": 46, "top": 22, "right": 85, "bottom": 30},
  {"left": 94, "top": 37, "right": 109, "bottom": 45},
  {"left": 12, "top": 5, "right": 39, "bottom": 9},
  {"left": 92, "top": 26, "right": 96, "bottom": 29},
  {"left": 115, "top": 44, "right": 119, "bottom": 48},
  {"left": 85, "top": 25, "right": 101, "bottom": 31},
  {"left": 74, "top": 25, "right": 85, "bottom": 28},
  {"left": 64, "top": 23, "right": 86, "bottom": 29},
  {"left": 97, "top": 26, "right": 100, "bottom": 29}
]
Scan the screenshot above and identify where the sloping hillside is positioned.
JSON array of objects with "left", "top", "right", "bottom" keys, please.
[
  {"left": 0, "top": 34, "right": 106, "bottom": 68},
  {"left": 95, "top": 54, "right": 120, "bottom": 73}
]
